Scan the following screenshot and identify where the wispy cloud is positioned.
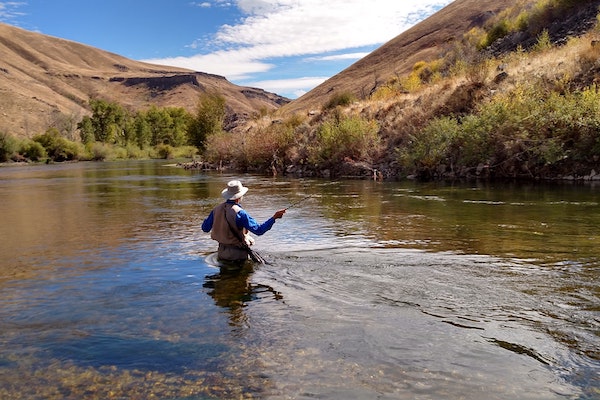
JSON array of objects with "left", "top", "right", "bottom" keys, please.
[
  {"left": 0, "top": 1, "right": 26, "bottom": 23},
  {"left": 143, "top": 0, "right": 453, "bottom": 97},
  {"left": 147, "top": 49, "right": 274, "bottom": 80},
  {"left": 306, "top": 52, "right": 372, "bottom": 62},
  {"left": 247, "top": 76, "right": 329, "bottom": 98}
]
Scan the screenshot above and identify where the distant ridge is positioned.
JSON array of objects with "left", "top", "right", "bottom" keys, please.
[{"left": 0, "top": 23, "right": 289, "bottom": 137}]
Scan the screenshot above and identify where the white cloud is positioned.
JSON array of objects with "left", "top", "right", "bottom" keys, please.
[
  {"left": 0, "top": 1, "right": 26, "bottom": 22},
  {"left": 246, "top": 76, "right": 328, "bottom": 97},
  {"left": 144, "top": 0, "right": 454, "bottom": 95},
  {"left": 307, "top": 52, "right": 372, "bottom": 62},
  {"left": 212, "top": 0, "right": 452, "bottom": 53},
  {"left": 145, "top": 49, "right": 274, "bottom": 80}
]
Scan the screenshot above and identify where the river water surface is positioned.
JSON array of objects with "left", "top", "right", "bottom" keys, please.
[{"left": 0, "top": 160, "right": 598, "bottom": 399}]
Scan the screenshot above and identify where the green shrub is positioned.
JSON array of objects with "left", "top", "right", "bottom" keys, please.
[
  {"left": 88, "top": 142, "right": 116, "bottom": 161},
  {"left": 398, "top": 81, "right": 600, "bottom": 178},
  {"left": 123, "top": 144, "right": 144, "bottom": 159},
  {"left": 113, "top": 146, "right": 128, "bottom": 160},
  {"left": 19, "top": 139, "right": 47, "bottom": 161},
  {"left": 0, "top": 132, "right": 18, "bottom": 162},
  {"left": 156, "top": 144, "right": 175, "bottom": 159},
  {"left": 33, "top": 128, "right": 84, "bottom": 161},
  {"left": 189, "top": 92, "right": 226, "bottom": 149},
  {"left": 310, "top": 115, "right": 379, "bottom": 168},
  {"left": 170, "top": 145, "right": 199, "bottom": 159},
  {"left": 481, "top": 19, "right": 510, "bottom": 48},
  {"left": 532, "top": 29, "right": 552, "bottom": 52},
  {"left": 399, "top": 72, "right": 423, "bottom": 92},
  {"left": 323, "top": 92, "right": 356, "bottom": 110}
]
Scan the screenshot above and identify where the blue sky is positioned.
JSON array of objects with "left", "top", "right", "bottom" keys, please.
[{"left": 0, "top": 0, "right": 454, "bottom": 99}]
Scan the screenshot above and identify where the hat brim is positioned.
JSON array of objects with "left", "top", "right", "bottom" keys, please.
[{"left": 221, "top": 186, "right": 248, "bottom": 200}]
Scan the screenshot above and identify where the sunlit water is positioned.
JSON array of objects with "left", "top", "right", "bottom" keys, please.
[{"left": 0, "top": 160, "right": 598, "bottom": 399}]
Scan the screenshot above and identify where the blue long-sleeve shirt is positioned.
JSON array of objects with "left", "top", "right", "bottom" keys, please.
[{"left": 202, "top": 201, "right": 276, "bottom": 236}]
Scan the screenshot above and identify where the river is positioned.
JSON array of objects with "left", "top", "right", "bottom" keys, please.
[{"left": 0, "top": 160, "right": 597, "bottom": 399}]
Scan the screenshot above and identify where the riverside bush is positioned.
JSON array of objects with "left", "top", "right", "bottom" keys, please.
[
  {"left": 33, "top": 129, "right": 84, "bottom": 161},
  {"left": 19, "top": 139, "right": 47, "bottom": 161},
  {"left": 241, "top": 121, "right": 296, "bottom": 170},
  {"left": 203, "top": 131, "right": 236, "bottom": 167},
  {"left": 156, "top": 144, "right": 175, "bottom": 159},
  {"left": 309, "top": 115, "right": 379, "bottom": 170},
  {"left": 398, "top": 83, "right": 600, "bottom": 178},
  {"left": 0, "top": 131, "right": 18, "bottom": 162},
  {"left": 89, "top": 142, "right": 117, "bottom": 161},
  {"left": 203, "top": 114, "right": 303, "bottom": 172}
]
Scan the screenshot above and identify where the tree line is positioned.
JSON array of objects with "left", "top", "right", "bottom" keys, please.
[{"left": 0, "top": 92, "right": 226, "bottom": 163}]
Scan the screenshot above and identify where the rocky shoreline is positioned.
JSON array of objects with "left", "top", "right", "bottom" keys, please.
[{"left": 176, "top": 159, "right": 600, "bottom": 183}]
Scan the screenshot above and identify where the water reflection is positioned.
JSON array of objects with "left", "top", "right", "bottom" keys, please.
[
  {"left": 0, "top": 161, "right": 598, "bottom": 399},
  {"left": 203, "top": 258, "right": 283, "bottom": 334}
]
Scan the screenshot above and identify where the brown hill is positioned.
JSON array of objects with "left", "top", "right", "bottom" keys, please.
[
  {"left": 0, "top": 23, "right": 289, "bottom": 138},
  {"left": 281, "top": 0, "right": 516, "bottom": 115}
]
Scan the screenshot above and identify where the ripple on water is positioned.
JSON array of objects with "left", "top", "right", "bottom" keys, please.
[{"left": 246, "top": 247, "right": 597, "bottom": 399}]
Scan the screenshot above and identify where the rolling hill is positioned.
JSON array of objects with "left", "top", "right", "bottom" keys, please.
[
  {"left": 0, "top": 23, "right": 288, "bottom": 138},
  {"left": 2, "top": 0, "right": 598, "bottom": 148}
]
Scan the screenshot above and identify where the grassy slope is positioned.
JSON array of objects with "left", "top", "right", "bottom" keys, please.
[
  {"left": 230, "top": 1, "right": 600, "bottom": 180},
  {"left": 0, "top": 23, "right": 287, "bottom": 138},
  {"left": 281, "top": 0, "right": 517, "bottom": 115}
]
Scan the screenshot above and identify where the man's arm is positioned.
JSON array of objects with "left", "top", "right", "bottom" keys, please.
[
  {"left": 237, "top": 208, "right": 285, "bottom": 235},
  {"left": 201, "top": 210, "right": 214, "bottom": 232}
]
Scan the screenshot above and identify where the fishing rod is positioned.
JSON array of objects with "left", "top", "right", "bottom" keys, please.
[{"left": 285, "top": 195, "right": 313, "bottom": 210}]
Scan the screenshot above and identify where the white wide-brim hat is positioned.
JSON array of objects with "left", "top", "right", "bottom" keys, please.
[{"left": 221, "top": 180, "right": 249, "bottom": 200}]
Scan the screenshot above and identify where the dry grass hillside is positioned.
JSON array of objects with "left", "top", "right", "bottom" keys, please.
[
  {"left": 281, "top": 0, "right": 517, "bottom": 115},
  {"left": 216, "top": 0, "right": 600, "bottom": 180},
  {"left": 0, "top": 23, "right": 288, "bottom": 138}
]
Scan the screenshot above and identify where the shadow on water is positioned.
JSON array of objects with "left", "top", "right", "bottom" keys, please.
[{"left": 203, "top": 254, "right": 283, "bottom": 335}]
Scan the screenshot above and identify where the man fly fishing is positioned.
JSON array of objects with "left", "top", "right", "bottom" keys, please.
[{"left": 201, "top": 180, "right": 286, "bottom": 263}]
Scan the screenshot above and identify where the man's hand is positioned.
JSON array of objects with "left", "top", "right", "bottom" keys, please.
[{"left": 273, "top": 209, "right": 286, "bottom": 219}]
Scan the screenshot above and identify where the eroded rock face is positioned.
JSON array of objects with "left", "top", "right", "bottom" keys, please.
[{"left": 109, "top": 74, "right": 203, "bottom": 91}]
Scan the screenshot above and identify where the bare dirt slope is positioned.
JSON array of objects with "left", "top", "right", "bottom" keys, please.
[
  {"left": 0, "top": 23, "right": 288, "bottom": 137},
  {"left": 281, "top": 0, "right": 516, "bottom": 115}
]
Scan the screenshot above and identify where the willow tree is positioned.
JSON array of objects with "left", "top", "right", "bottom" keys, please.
[
  {"left": 188, "top": 92, "right": 226, "bottom": 149},
  {"left": 88, "top": 99, "right": 127, "bottom": 144}
]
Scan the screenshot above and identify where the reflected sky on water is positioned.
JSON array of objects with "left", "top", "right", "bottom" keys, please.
[{"left": 0, "top": 160, "right": 598, "bottom": 399}]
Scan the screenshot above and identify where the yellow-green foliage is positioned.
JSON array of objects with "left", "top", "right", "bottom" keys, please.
[
  {"left": 398, "top": 82, "right": 600, "bottom": 178},
  {"left": 371, "top": 85, "right": 397, "bottom": 101},
  {"left": 463, "top": 27, "right": 486, "bottom": 51},
  {"left": 0, "top": 131, "right": 19, "bottom": 162},
  {"left": 477, "top": 0, "right": 582, "bottom": 49},
  {"left": 19, "top": 139, "right": 47, "bottom": 161},
  {"left": 515, "top": 10, "right": 530, "bottom": 31},
  {"left": 532, "top": 29, "right": 552, "bottom": 52},
  {"left": 481, "top": 18, "right": 511, "bottom": 49},
  {"left": 400, "top": 72, "right": 422, "bottom": 92},
  {"left": 89, "top": 142, "right": 118, "bottom": 161},
  {"left": 413, "top": 61, "right": 428, "bottom": 71},
  {"left": 33, "top": 128, "right": 86, "bottom": 162},
  {"left": 309, "top": 114, "right": 379, "bottom": 167},
  {"left": 323, "top": 92, "right": 357, "bottom": 110}
]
